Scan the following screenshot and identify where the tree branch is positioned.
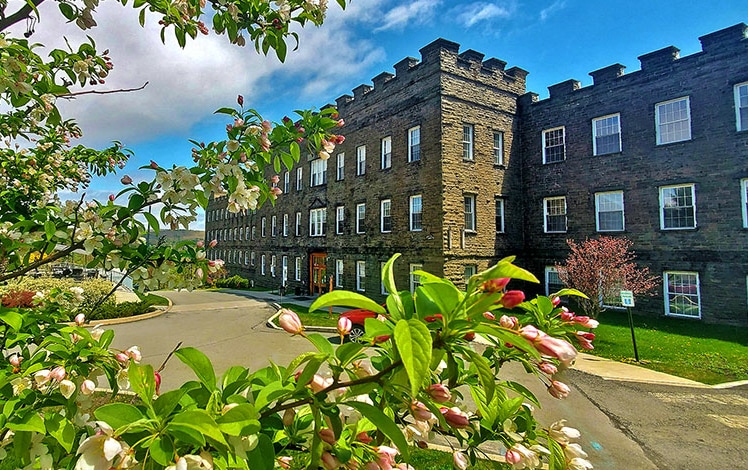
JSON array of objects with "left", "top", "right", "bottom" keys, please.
[
  {"left": 0, "top": 0, "right": 45, "bottom": 32},
  {"left": 59, "top": 82, "right": 149, "bottom": 99}
]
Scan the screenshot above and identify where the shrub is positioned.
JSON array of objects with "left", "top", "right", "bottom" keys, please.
[
  {"left": 0, "top": 290, "right": 36, "bottom": 308},
  {"left": 88, "top": 300, "right": 157, "bottom": 321},
  {"left": 0, "top": 276, "right": 117, "bottom": 316},
  {"left": 216, "top": 274, "right": 249, "bottom": 289}
]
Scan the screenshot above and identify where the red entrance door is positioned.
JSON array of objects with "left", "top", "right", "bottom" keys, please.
[{"left": 310, "top": 253, "right": 327, "bottom": 295}]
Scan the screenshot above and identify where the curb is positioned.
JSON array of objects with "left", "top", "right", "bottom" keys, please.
[{"left": 72, "top": 295, "right": 174, "bottom": 327}]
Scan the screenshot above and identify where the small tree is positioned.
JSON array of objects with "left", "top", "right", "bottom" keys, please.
[{"left": 556, "top": 236, "right": 659, "bottom": 318}]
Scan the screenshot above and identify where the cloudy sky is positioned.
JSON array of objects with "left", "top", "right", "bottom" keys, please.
[{"left": 13, "top": 0, "right": 745, "bottom": 227}]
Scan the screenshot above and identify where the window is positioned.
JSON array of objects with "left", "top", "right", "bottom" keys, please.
[
  {"left": 664, "top": 271, "right": 701, "bottom": 318},
  {"left": 544, "top": 197, "right": 567, "bottom": 233},
  {"left": 410, "top": 264, "right": 423, "bottom": 292},
  {"left": 336, "top": 206, "right": 345, "bottom": 234},
  {"left": 742, "top": 179, "right": 748, "bottom": 228},
  {"left": 381, "top": 136, "right": 392, "bottom": 169},
  {"left": 336, "top": 153, "right": 345, "bottom": 180},
  {"left": 356, "top": 203, "right": 366, "bottom": 234},
  {"left": 735, "top": 83, "right": 748, "bottom": 132},
  {"left": 261, "top": 217, "right": 267, "bottom": 237},
  {"left": 310, "top": 158, "right": 327, "bottom": 187},
  {"left": 410, "top": 195, "right": 422, "bottom": 231},
  {"left": 251, "top": 225, "right": 256, "bottom": 240},
  {"left": 295, "top": 212, "right": 302, "bottom": 236},
  {"left": 296, "top": 167, "right": 303, "bottom": 190},
  {"left": 261, "top": 254, "right": 266, "bottom": 275},
  {"left": 464, "top": 265, "right": 477, "bottom": 284},
  {"left": 595, "top": 191, "right": 625, "bottom": 232},
  {"left": 408, "top": 126, "right": 421, "bottom": 162},
  {"left": 356, "top": 261, "right": 366, "bottom": 292},
  {"left": 656, "top": 97, "right": 691, "bottom": 144},
  {"left": 380, "top": 199, "right": 392, "bottom": 233},
  {"left": 271, "top": 255, "right": 277, "bottom": 277},
  {"left": 250, "top": 251, "right": 255, "bottom": 266},
  {"left": 545, "top": 266, "right": 565, "bottom": 296},
  {"left": 283, "top": 171, "right": 290, "bottom": 194},
  {"left": 495, "top": 198, "right": 505, "bottom": 233},
  {"left": 283, "top": 214, "right": 289, "bottom": 236},
  {"left": 464, "top": 195, "right": 476, "bottom": 232},
  {"left": 593, "top": 114, "right": 621, "bottom": 155},
  {"left": 295, "top": 257, "right": 301, "bottom": 281},
  {"left": 282, "top": 256, "right": 288, "bottom": 283},
  {"left": 356, "top": 146, "right": 366, "bottom": 176},
  {"left": 660, "top": 184, "right": 696, "bottom": 230},
  {"left": 493, "top": 131, "right": 504, "bottom": 165},
  {"left": 335, "top": 259, "right": 343, "bottom": 287},
  {"left": 309, "top": 208, "right": 327, "bottom": 237},
  {"left": 239, "top": 227, "right": 244, "bottom": 241},
  {"left": 271, "top": 215, "right": 277, "bottom": 237},
  {"left": 542, "top": 127, "right": 565, "bottom": 164},
  {"left": 245, "top": 250, "right": 249, "bottom": 266},
  {"left": 462, "top": 124, "right": 474, "bottom": 160}
]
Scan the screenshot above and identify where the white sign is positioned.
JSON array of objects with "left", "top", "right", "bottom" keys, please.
[{"left": 620, "top": 290, "right": 635, "bottom": 308}]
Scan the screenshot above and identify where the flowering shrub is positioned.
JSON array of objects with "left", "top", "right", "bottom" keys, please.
[
  {"left": 1, "top": 277, "right": 117, "bottom": 315},
  {"left": 0, "top": 290, "right": 36, "bottom": 308}
]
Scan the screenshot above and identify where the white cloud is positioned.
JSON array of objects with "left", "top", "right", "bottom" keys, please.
[
  {"left": 539, "top": 0, "right": 566, "bottom": 22},
  {"left": 455, "top": 2, "right": 513, "bottom": 28},
  {"left": 374, "top": 0, "right": 443, "bottom": 32}
]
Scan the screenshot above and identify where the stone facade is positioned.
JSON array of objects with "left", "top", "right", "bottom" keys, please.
[{"left": 206, "top": 23, "right": 748, "bottom": 325}]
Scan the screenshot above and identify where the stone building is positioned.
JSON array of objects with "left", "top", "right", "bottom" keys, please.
[{"left": 206, "top": 23, "right": 748, "bottom": 325}]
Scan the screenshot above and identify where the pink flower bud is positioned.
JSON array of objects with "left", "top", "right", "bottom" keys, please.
[
  {"left": 519, "top": 325, "right": 541, "bottom": 341},
  {"left": 575, "top": 316, "right": 599, "bottom": 329},
  {"left": 320, "top": 452, "right": 340, "bottom": 470},
  {"left": 426, "top": 383, "right": 452, "bottom": 403},
  {"left": 481, "top": 277, "right": 510, "bottom": 293},
  {"left": 74, "top": 313, "right": 85, "bottom": 326},
  {"left": 356, "top": 431, "right": 373, "bottom": 444},
  {"left": 34, "top": 369, "right": 51, "bottom": 385},
  {"left": 548, "top": 380, "right": 571, "bottom": 399},
  {"left": 115, "top": 352, "right": 130, "bottom": 365},
  {"left": 575, "top": 331, "right": 595, "bottom": 350},
  {"left": 319, "top": 428, "right": 337, "bottom": 445},
  {"left": 80, "top": 379, "right": 96, "bottom": 395},
  {"left": 337, "top": 316, "right": 352, "bottom": 336},
  {"left": 9, "top": 354, "right": 21, "bottom": 367},
  {"left": 463, "top": 332, "right": 476, "bottom": 341},
  {"left": 150, "top": 160, "right": 159, "bottom": 169},
  {"left": 505, "top": 449, "right": 522, "bottom": 464},
  {"left": 196, "top": 268, "right": 204, "bottom": 279},
  {"left": 336, "top": 118, "right": 345, "bottom": 127},
  {"left": 560, "top": 310, "right": 576, "bottom": 321},
  {"left": 237, "top": 95, "right": 244, "bottom": 106},
  {"left": 482, "top": 311, "right": 495, "bottom": 321},
  {"left": 270, "top": 187, "right": 283, "bottom": 197},
  {"left": 376, "top": 446, "right": 399, "bottom": 467},
  {"left": 551, "top": 296, "right": 561, "bottom": 306},
  {"left": 499, "top": 315, "right": 519, "bottom": 329},
  {"left": 154, "top": 371, "right": 161, "bottom": 394},
  {"left": 453, "top": 451, "right": 469, "bottom": 470},
  {"left": 50, "top": 366, "right": 66, "bottom": 381},
  {"left": 309, "top": 374, "right": 330, "bottom": 393},
  {"left": 440, "top": 407, "right": 470, "bottom": 429},
  {"left": 538, "top": 361, "right": 558, "bottom": 375},
  {"left": 410, "top": 401, "right": 434, "bottom": 422},
  {"left": 277, "top": 456, "right": 292, "bottom": 469},
  {"left": 500, "top": 290, "right": 525, "bottom": 309},
  {"left": 121, "top": 175, "right": 132, "bottom": 185},
  {"left": 261, "top": 120, "right": 272, "bottom": 132},
  {"left": 271, "top": 175, "right": 280, "bottom": 184},
  {"left": 209, "top": 239, "right": 218, "bottom": 248},
  {"left": 278, "top": 309, "right": 303, "bottom": 335},
  {"left": 196, "top": 240, "right": 204, "bottom": 248},
  {"left": 374, "top": 335, "right": 391, "bottom": 344},
  {"left": 108, "top": 194, "right": 115, "bottom": 202},
  {"left": 126, "top": 346, "right": 142, "bottom": 363}
]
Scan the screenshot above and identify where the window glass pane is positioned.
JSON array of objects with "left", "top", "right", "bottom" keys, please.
[
  {"left": 661, "top": 185, "right": 695, "bottom": 229},
  {"left": 657, "top": 98, "right": 691, "bottom": 144},
  {"left": 544, "top": 197, "right": 567, "bottom": 232},
  {"left": 593, "top": 115, "right": 621, "bottom": 155},
  {"left": 409, "top": 127, "right": 421, "bottom": 162},
  {"left": 543, "top": 128, "right": 565, "bottom": 163},
  {"left": 596, "top": 191, "right": 624, "bottom": 231},
  {"left": 665, "top": 272, "right": 700, "bottom": 317},
  {"left": 410, "top": 195, "right": 422, "bottom": 231},
  {"left": 493, "top": 132, "right": 504, "bottom": 165}
]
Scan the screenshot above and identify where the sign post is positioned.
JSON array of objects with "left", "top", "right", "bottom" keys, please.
[{"left": 619, "top": 290, "right": 639, "bottom": 362}]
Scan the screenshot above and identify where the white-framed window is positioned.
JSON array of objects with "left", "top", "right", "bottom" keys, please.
[
  {"left": 495, "top": 198, "right": 505, "bottom": 233},
  {"left": 283, "top": 171, "right": 290, "bottom": 194},
  {"left": 593, "top": 113, "right": 621, "bottom": 155},
  {"left": 464, "top": 265, "right": 477, "bottom": 284},
  {"left": 410, "top": 195, "right": 422, "bottom": 231},
  {"left": 239, "top": 227, "right": 244, "bottom": 241},
  {"left": 493, "top": 131, "right": 504, "bottom": 165},
  {"left": 742, "top": 179, "right": 748, "bottom": 228},
  {"left": 271, "top": 215, "right": 277, "bottom": 237},
  {"left": 381, "top": 136, "right": 392, "bottom": 169},
  {"left": 356, "top": 261, "right": 366, "bottom": 292},
  {"left": 410, "top": 263, "right": 423, "bottom": 292},
  {"left": 233, "top": 228, "right": 238, "bottom": 240},
  {"left": 294, "top": 257, "right": 301, "bottom": 281},
  {"left": 295, "top": 212, "right": 302, "bottom": 236},
  {"left": 464, "top": 195, "right": 476, "bottom": 232},
  {"left": 270, "top": 255, "right": 277, "bottom": 277},
  {"left": 310, "top": 158, "right": 327, "bottom": 187},
  {"left": 595, "top": 191, "right": 625, "bottom": 232},
  {"left": 251, "top": 225, "right": 256, "bottom": 240},
  {"left": 544, "top": 196, "right": 567, "bottom": 233},
  {"left": 356, "top": 145, "right": 366, "bottom": 176},
  {"left": 309, "top": 208, "right": 327, "bottom": 237},
  {"left": 282, "top": 256, "right": 288, "bottom": 283},
  {"left": 283, "top": 214, "right": 289, "bottom": 237},
  {"left": 656, "top": 97, "right": 691, "bottom": 145},
  {"left": 335, "top": 259, "right": 343, "bottom": 287},
  {"left": 261, "top": 217, "right": 267, "bottom": 237},
  {"left": 660, "top": 184, "right": 696, "bottom": 230},
  {"left": 462, "top": 124, "right": 474, "bottom": 161},
  {"left": 336, "top": 153, "right": 345, "bottom": 180},
  {"left": 261, "top": 254, "right": 266, "bottom": 275},
  {"left": 356, "top": 203, "right": 366, "bottom": 234},
  {"left": 336, "top": 206, "right": 345, "bottom": 234},
  {"left": 664, "top": 271, "right": 701, "bottom": 318},
  {"left": 735, "top": 82, "right": 748, "bottom": 132},
  {"left": 408, "top": 126, "right": 421, "bottom": 162},
  {"left": 245, "top": 250, "right": 249, "bottom": 266},
  {"left": 545, "top": 266, "right": 565, "bottom": 296},
  {"left": 380, "top": 199, "right": 392, "bottom": 233},
  {"left": 296, "top": 167, "right": 303, "bottom": 190},
  {"left": 250, "top": 251, "right": 255, "bottom": 266},
  {"left": 542, "top": 127, "right": 565, "bottom": 164}
]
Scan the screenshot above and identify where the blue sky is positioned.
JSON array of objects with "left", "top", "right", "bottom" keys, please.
[{"left": 34, "top": 0, "right": 745, "bottom": 227}]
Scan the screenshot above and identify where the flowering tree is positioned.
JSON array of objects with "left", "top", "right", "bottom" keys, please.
[
  {"left": 0, "top": 0, "right": 598, "bottom": 468},
  {"left": 556, "top": 237, "right": 659, "bottom": 319}
]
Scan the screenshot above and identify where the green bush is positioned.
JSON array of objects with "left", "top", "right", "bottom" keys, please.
[
  {"left": 88, "top": 300, "right": 157, "bottom": 321},
  {"left": 215, "top": 274, "right": 249, "bottom": 289},
  {"left": 0, "top": 276, "right": 116, "bottom": 314}
]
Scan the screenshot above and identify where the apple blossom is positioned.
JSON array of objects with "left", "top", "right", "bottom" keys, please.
[
  {"left": 375, "top": 446, "right": 399, "bottom": 468},
  {"left": 441, "top": 407, "right": 470, "bottom": 429},
  {"left": 278, "top": 309, "right": 304, "bottom": 335},
  {"left": 320, "top": 452, "right": 341, "bottom": 470},
  {"left": 75, "top": 422, "right": 123, "bottom": 470},
  {"left": 209, "top": 239, "right": 218, "bottom": 248},
  {"left": 34, "top": 369, "right": 51, "bottom": 386},
  {"left": 453, "top": 451, "right": 469, "bottom": 470},
  {"left": 548, "top": 420, "right": 581, "bottom": 445},
  {"left": 74, "top": 313, "right": 86, "bottom": 326},
  {"left": 115, "top": 352, "right": 130, "bottom": 365},
  {"left": 501, "top": 290, "right": 526, "bottom": 309},
  {"left": 50, "top": 366, "right": 66, "bottom": 381},
  {"left": 506, "top": 443, "right": 540, "bottom": 469},
  {"left": 483, "top": 311, "right": 496, "bottom": 320},
  {"left": 9, "top": 354, "right": 21, "bottom": 367},
  {"left": 120, "top": 175, "right": 132, "bottom": 185},
  {"left": 126, "top": 346, "right": 142, "bottom": 363},
  {"left": 499, "top": 315, "right": 519, "bottom": 329},
  {"left": 574, "top": 316, "right": 599, "bottom": 329},
  {"left": 196, "top": 240, "right": 204, "bottom": 248},
  {"left": 410, "top": 401, "right": 434, "bottom": 422},
  {"left": 426, "top": 383, "right": 452, "bottom": 403},
  {"left": 481, "top": 277, "right": 510, "bottom": 293},
  {"left": 548, "top": 380, "right": 571, "bottom": 399},
  {"left": 277, "top": 456, "right": 292, "bottom": 469},
  {"left": 319, "top": 428, "right": 337, "bottom": 445},
  {"left": 538, "top": 361, "right": 558, "bottom": 375},
  {"left": 568, "top": 457, "right": 594, "bottom": 470},
  {"left": 80, "top": 380, "right": 97, "bottom": 395},
  {"left": 270, "top": 174, "right": 280, "bottom": 184},
  {"left": 60, "top": 379, "right": 76, "bottom": 398},
  {"left": 337, "top": 316, "right": 352, "bottom": 336}
]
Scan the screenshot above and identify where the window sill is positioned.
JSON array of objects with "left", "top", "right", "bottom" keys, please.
[
  {"left": 593, "top": 150, "right": 623, "bottom": 157},
  {"left": 664, "top": 312, "right": 702, "bottom": 320},
  {"left": 656, "top": 138, "right": 692, "bottom": 147},
  {"left": 660, "top": 227, "right": 698, "bottom": 231},
  {"left": 493, "top": 163, "right": 506, "bottom": 169},
  {"left": 544, "top": 231, "right": 568, "bottom": 234},
  {"left": 464, "top": 229, "right": 477, "bottom": 234},
  {"left": 542, "top": 160, "right": 566, "bottom": 165}
]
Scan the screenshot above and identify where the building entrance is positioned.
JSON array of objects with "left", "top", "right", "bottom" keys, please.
[{"left": 310, "top": 253, "right": 328, "bottom": 295}]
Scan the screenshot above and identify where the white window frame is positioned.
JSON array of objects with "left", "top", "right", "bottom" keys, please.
[
  {"left": 410, "top": 263, "right": 423, "bottom": 292},
  {"left": 261, "top": 217, "right": 267, "bottom": 237},
  {"left": 310, "top": 158, "right": 327, "bottom": 187},
  {"left": 251, "top": 225, "right": 256, "bottom": 240},
  {"left": 294, "top": 257, "right": 302, "bottom": 281},
  {"left": 464, "top": 195, "right": 476, "bottom": 232},
  {"left": 409, "top": 195, "right": 422, "bottom": 231},
  {"left": 239, "top": 227, "right": 244, "bottom": 241},
  {"left": 336, "top": 206, "right": 345, "bottom": 234},
  {"left": 356, "top": 203, "right": 366, "bottom": 234},
  {"left": 295, "top": 212, "right": 302, "bottom": 236},
  {"left": 356, "top": 145, "right": 366, "bottom": 176},
  {"left": 462, "top": 124, "right": 474, "bottom": 161},
  {"left": 281, "top": 256, "right": 288, "bottom": 283},
  {"left": 545, "top": 266, "right": 564, "bottom": 296},
  {"left": 408, "top": 126, "right": 421, "bottom": 162},
  {"left": 659, "top": 184, "right": 696, "bottom": 230},
  {"left": 271, "top": 215, "right": 277, "bottom": 237},
  {"left": 595, "top": 191, "right": 625, "bottom": 232},
  {"left": 735, "top": 82, "right": 748, "bottom": 132},
  {"left": 544, "top": 196, "right": 567, "bottom": 233},
  {"left": 742, "top": 179, "right": 748, "bottom": 228},
  {"left": 283, "top": 171, "right": 290, "bottom": 194},
  {"left": 283, "top": 214, "right": 289, "bottom": 237},
  {"left": 542, "top": 126, "right": 565, "bottom": 164},
  {"left": 495, "top": 198, "right": 505, "bottom": 233},
  {"left": 309, "top": 208, "right": 327, "bottom": 237},
  {"left": 261, "top": 254, "right": 266, "bottom": 275},
  {"left": 356, "top": 261, "right": 366, "bottom": 292},
  {"left": 336, "top": 153, "right": 345, "bottom": 180},
  {"left": 381, "top": 136, "right": 392, "bottom": 169},
  {"left": 656, "top": 97, "right": 691, "bottom": 145},
  {"left": 493, "top": 131, "right": 504, "bottom": 165},
  {"left": 592, "top": 113, "right": 622, "bottom": 155},
  {"left": 380, "top": 199, "right": 392, "bottom": 233},
  {"left": 296, "top": 167, "right": 303, "bottom": 190},
  {"left": 270, "top": 255, "right": 277, "bottom": 277},
  {"left": 335, "top": 259, "right": 344, "bottom": 287},
  {"left": 664, "top": 271, "right": 701, "bottom": 319},
  {"left": 250, "top": 251, "right": 255, "bottom": 266}
]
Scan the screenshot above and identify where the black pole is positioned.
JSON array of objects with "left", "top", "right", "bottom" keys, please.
[{"left": 627, "top": 307, "right": 640, "bottom": 362}]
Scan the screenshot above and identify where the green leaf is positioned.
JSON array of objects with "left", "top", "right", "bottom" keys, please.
[
  {"left": 94, "top": 403, "right": 146, "bottom": 429},
  {"left": 305, "top": 332, "right": 334, "bottom": 357},
  {"left": 294, "top": 355, "right": 325, "bottom": 392},
  {"left": 381, "top": 253, "right": 400, "bottom": 296},
  {"left": 554, "top": 287, "right": 588, "bottom": 299},
  {"left": 138, "top": 8, "right": 146, "bottom": 27},
  {"left": 153, "top": 389, "right": 187, "bottom": 419},
  {"left": 473, "top": 324, "right": 540, "bottom": 360},
  {"left": 547, "top": 435, "right": 567, "bottom": 470},
  {"left": 7, "top": 412, "right": 45, "bottom": 433},
  {"left": 0, "top": 310, "right": 23, "bottom": 331},
  {"left": 214, "top": 107, "right": 236, "bottom": 116},
  {"left": 128, "top": 193, "right": 145, "bottom": 211},
  {"left": 143, "top": 210, "right": 160, "bottom": 236},
  {"left": 149, "top": 436, "right": 174, "bottom": 466},
  {"left": 335, "top": 342, "right": 365, "bottom": 366},
  {"left": 500, "top": 380, "right": 541, "bottom": 408},
  {"left": 165, "top": 422, "right": 206, "bottom": 447},
  {"left": 247, "top": 433, "right": 275, "bottom": 470},
  {"left": 475, "top": 257, "right": 540, "bottom": 286},
  {"left": 254, "top": 381, "right": 294, "bottom": 410},
  {"left": 169, "top": 410, "right": 227, "bottom": 447},
  {"left": 175, "top": 347, "right": 216, "bottom": 391},
  {"left": 289, "top": 141, "right": 300, "bottom": 161},
  {"left": 345, "top": 401, "right": 409, "bottom": 461},
  {"left": 463, "top": 348, "right": 495, "bottom": 402},
  {"left": 128, "top": 363, "right": 156, "bottom": 404},
  {"left": 58, "top": 2, "right": 75, "bottom": 20},
  {"left": 215, "top": 403, "right": 259, "bottom": 436},
  {"left": 283, "top": 352, "right": 322, "bottom": 382},
  {"left": 44, "top": 220, "right": 55, "bottom": 240},
  {"left": 394, "top": 319, "right": 432, "bottom": 397},
  {"left": 309, "top": 290, "right": 385, "bottom": 314},
  {"left": 275, "top": 38, "right": 287, "bottom": 62},
  {"left": 418, "top": 282, "right": 462, "bottom": 321},
  {"left": 45, "top": 414, "right": 75, "bottom": 453}
]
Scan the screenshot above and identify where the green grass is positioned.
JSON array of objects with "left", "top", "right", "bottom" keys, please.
[
  {"left": 136, "top": 292, "right": 170, "bottom": 306},
  {"left": 280, "top": 303, "right": 339, "bottom": 328},
  {"left": 587, "top": 310, "right": 748, "bottom": 384}
]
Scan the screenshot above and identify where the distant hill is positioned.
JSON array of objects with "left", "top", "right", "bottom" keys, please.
[{"left": 148, "top": 230, "right": 205, "bottom": 244}]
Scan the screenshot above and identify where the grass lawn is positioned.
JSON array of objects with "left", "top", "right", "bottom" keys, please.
[
  {"left": 587, "top": 310, "right": 748, "bottom": 384},
  {"left": 280, "top": 303, "right": 339, "bottom": 328},
  {"left": 136, "top": 292, "right": 170, "bottom": 306}
]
